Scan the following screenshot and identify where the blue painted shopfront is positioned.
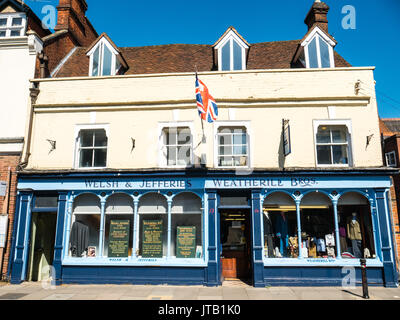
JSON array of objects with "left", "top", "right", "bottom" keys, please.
[{"left": 8, "top": 170, "right": 399, "bottom": 287}]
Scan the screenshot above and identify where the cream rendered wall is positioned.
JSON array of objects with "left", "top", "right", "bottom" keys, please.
[
  {"left": 28, "top": 68, "right": 383, "bottom": 170},
  {"left": 0, "top": 33, "right": 43, "bottom": 152}
]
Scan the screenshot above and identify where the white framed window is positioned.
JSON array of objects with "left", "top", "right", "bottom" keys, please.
[
  {"left": 214, "top": 30, "right": 248, "bottom": 71},
  {"left": 159, "top": 123, "right": 193, "bottom": 168},
  {"left": 313, "top": 120, "right": 352, "bottom": 167},
  {"left": 87, "top": 38, "right": 121, "bottom": 76},
  {"left": 0, "top": 13, "right": 26, "bottom": 38},
  {"left": 385, "top": 151, "right": 397, "bottom": 167},
  {"left": 302, "top": 27, "right": 335, "bottom": 69},
  {"left": 74, "top": 124, "right": 109, "bottom": 169},
  {"left": 215, "top": 122, "right": 250, "bottom": 168}
]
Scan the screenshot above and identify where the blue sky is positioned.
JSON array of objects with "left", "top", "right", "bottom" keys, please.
[{"left": 26, "top": 0, "right": 400, "bottom": 118}]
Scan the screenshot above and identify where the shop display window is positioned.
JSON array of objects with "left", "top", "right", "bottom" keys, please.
[
  {"left": 171, "top": 193, "right": 203, "bottom": 258},
  {"left": 103, "top": 193, "right": 134, "bottom": 258},
  {"left": 263, "top": 192, "right": 298, "bottom": 258},
  {"left": 300, "top": 192, "right": 336, "bottom": 259},
  {"left": 138, "top": 193, "right": 168, "bottom": 258},
  {"left": 70, "top": 194, "right": 101, "bottom": 258},
  {"left": 338, "top": 192, "right": 376, "bottom": 259}
]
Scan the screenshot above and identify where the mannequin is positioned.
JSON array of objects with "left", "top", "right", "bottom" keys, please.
[
  {"left": 346, "top": 212, "right": 362, "bottom": 258},
  {"left": 275, "top": 212, "right": 289, "bottom": 257},
  {"left": 263, "top": 211, "right": 275, "bottom": 257}
]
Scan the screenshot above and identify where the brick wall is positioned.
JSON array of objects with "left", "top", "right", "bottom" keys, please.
[{"left": 0, "top": 155, "right": 20, "bottom": 279}]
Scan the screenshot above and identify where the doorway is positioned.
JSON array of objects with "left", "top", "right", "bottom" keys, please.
[
  {"left": 220, "top": 208, "right": 252, "bottom": 283},
  {"left": 27, "top": 212, "right": 57, "bottom": 282}
]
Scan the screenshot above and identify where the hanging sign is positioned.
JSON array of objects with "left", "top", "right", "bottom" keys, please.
[
  {"left": 176, "top": 226, "right": 196, "bottom": 258},
  {"left": 0, "top": 216, "right": 8, "bottom": 248},
  {"left": 107, "top": 220, "right": 130, "bottom": 257},
  {"left": 282, "top": 119, "right": 291, "bottom": 157},
  {"left": 142, "top": 219, "right": 163, "bottom": 258},
  {"left": 0, "top": 181, "right": 6, "bottom": 197}
]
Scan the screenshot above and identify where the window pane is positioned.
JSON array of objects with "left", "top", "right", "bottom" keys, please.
[
  {"left": 0, "top": 18, "right": 7, "bottom": 26},
  {"left": 70, "top": 214, "right": 100, "bottom": 257},
  {"left": 316, "top": 127, "right": 331, "bottom": 143},
  {"left": 102, "top": 45, "right": 112, "bottom": 76},
  {"left": 233, "top": 134, "right": 247, "bottom": 145},
  {"left": 331, "top": 128, "right": 347, "bottom": 143},
  {"left": 219, "top": 145, "right": 233, "bottom": 156},
  {"left": 10, "top": 30, "right": 20, "bottom": 37},
  {"left": 317, "top": 145, "right": 332, "bottom": 165},
  {"left": 80, "top": 131, "right": 94, "bottom": 147},
  {"left": 0, "top": 31, "right": 6, "bottom": 37},
  {"left": 167, "top": 146, "right": 177, "bottom": 165},
  {"left": 332, "top": 145, "right": 348, "bottom": 164},
  {"left": 233, "top": 145, "right": 247, "bottom": 155},
  {"left": 92, "top": 46, "right": 100, "bottom": 76},
  {"left": 35, "top": 196, "right": 58, "bottom": 208},
  {"left": 308, "top": 37, "right": 319, "bottom": 68},
  {"left": 319, "top": 38, "right": 331, "bottom": 68},
  {"left": 94, "top": 130, "right": 107, "bottom": 147},
  {"left": 177, "top": 146, "right": 191, "bottom": 165},
  {"left": 164, "top": 128, "right": 177, "bottom": 145},
  {"left": 103, "top": 215, "right": 133, "bottom": 257},
  {"left": 219, "top": 156, "right": 233, "bottom": 167},
  {"left": 94, "top": 149, "right": 107, "bottom": 167},
  {"left": 233, "top": 156, "right": 247, "bottom": 166},
  {"left": 177, "top": 127, "right": 191, "bottom": 144},
  {"left": 218, "top": 134, "right": 232, "bottom": 145},
  {"left": 80, "top": 149, "right": 93, "bottom": 167},
  {"left": 171, "top": 214, "right": 202, "bottom": 258},
  {"left": 12, "top": 17, "right": 22, "bottom": 26},
  {"left": 221, "top": 41, "right": 231, "bottom": 71},
  {"left": 139, "top": 215, "right": 168, "bottom": 257},
  {"left": 233, "top": 40, "right": 242, "bottom": 70}
]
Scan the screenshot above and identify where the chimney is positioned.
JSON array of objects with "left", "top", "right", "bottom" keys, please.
[
  {"left": 304, "top": 0, "right": 330, "bottom": 34},
  {"left": 54, "top": 0, "right": 97, "bottom": 46}
]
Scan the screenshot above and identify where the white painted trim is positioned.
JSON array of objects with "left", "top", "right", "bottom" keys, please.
[
  {"left": 313, "top": 119, "right": 353, "bottom": 167},
  {"left": 0, "top": 12, "right": 26, "bottom": 38},
  {"left": 87, "top": 37, "right": 119, "bottom": 77},
  {"left": 213, "top": 120, "right": 252, "bottom": 169},
  {"left": 301, "top": 26, "right": 335, "bottom": 69},
  {"left": 301, "top": 26, "right": 336, "bottom": 47},
  {"left": 157, "top": 121, "right": 195, "bottom": 169},
  {"left": 215, "top": 30, "right": 248, "bottom": 71},
  {"left": 73, "top": 123, "right": 110, "bottom": 169},
  {"left": 385, "top": 151, "right": 397, "bottom": 167}
]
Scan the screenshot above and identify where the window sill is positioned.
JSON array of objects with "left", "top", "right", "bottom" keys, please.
[
  {"left": 262, "top": 257, "right": 382, "bottom": 267},
  {"left": 62, "top": 256, "right": 207, "bottom": 267}
]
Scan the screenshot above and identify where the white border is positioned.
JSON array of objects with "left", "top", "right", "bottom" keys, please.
[
  {"left": 213, "top": 120, "right": 252, "bottom": 169},
  {"left": 313, "top": 119, "right": 353, "bottom": 167},
  {"left": 73, "top": 123, "right": 110, "bottom": 169},
  {"left": 214, "top": 30, "right": 248, "bottom": 71},
  {"left": 157, "top": 121, "right": 195, "bottom": 169}
]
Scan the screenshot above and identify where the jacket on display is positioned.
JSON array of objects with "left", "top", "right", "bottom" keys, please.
[{"left": 70, "top": 221, "right": 89, "bottom": 257}]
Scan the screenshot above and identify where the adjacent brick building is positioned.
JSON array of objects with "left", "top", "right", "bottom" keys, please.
[{"left": 0, "top": 0, "right": 97, "bottom": 280}]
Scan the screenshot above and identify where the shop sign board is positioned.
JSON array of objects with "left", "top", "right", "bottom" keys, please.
[
  {"left": 108, "top": 220, "right": 130, "bottom": 257},
  {"left": 0, "top": 181, "right": 6, "bottom": 197},
  {"left": 0, "top": 216, "right": 8, "bottom": 248},
  {"left": 142, "top": 219, "right": 163, "bottom": 258},
  {"left": 176, "top": 226, "right": 196, "bottom": 258}
]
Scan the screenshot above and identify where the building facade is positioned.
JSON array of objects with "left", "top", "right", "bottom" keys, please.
[{"left": 8, "top": 1, "right": 399, "bottom": 287}]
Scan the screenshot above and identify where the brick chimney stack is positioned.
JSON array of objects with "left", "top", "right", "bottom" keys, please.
[
  {"left": 304, "top": 0, "right": 330, "bottom": 34},
  {"left": 55, "top": 0, "right": 98, "bottom": 47}
]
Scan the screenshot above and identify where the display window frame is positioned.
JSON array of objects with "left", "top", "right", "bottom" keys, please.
[
  {"left": 62, "top": 190, "right": 208, "bottom": 267},
  {"left": 260, "top": 189, "right": 384, "bottom": 267}
]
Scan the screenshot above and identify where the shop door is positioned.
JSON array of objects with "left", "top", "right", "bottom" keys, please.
[
  {"left": 27, "top": 212, "right": 57, "bottom": 282},
  {"left": 220, "top": 209, "right": 252, "bottom": 282}
]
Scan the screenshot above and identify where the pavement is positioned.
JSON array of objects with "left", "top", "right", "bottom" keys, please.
[{"left": 0, "top": 280, "right": 399, "bottom": 300}]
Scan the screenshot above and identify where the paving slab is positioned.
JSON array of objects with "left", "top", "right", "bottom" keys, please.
[{"left": 197, "top": 296, "right": 223, "bottom": 300}]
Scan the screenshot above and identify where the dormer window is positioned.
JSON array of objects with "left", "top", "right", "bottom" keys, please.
[
  {"left": 0, "top": 13, "right": 26, "bottom": 38},
  {"left": 87, "top": 34, "right": 127, "bottom": 77},
  {"left": 214, "top": 27, "right": 249, "bottom": 71},
  {"left": 301, "top": 28, "right": 335, "bottom": 69}
]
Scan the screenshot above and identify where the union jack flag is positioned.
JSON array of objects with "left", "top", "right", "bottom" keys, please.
[{"left": 195, "top": 74, "right": 218, "bottom": 123}]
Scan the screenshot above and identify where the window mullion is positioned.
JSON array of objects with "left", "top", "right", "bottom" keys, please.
[{"left": 316, "top": 36, "right": 322, "bottom": 68}]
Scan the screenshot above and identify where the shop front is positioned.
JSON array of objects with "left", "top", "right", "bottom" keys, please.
[{"left": 8, "top": 170, "right": 399, "bottom": 287}]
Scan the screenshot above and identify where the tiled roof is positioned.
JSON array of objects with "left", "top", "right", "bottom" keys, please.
[
  {"left": 53, "top": 39, "right": 352, "bottom": 78},
  {"left": 382, "top": 118, "right": 400, "bottom": 135}
]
